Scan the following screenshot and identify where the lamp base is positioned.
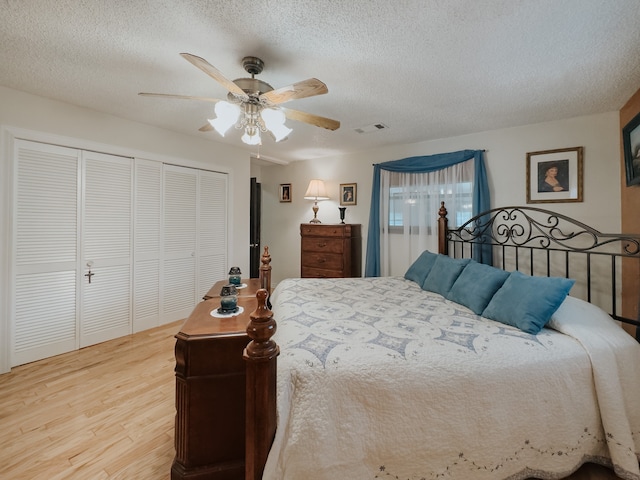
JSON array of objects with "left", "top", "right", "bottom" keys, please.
[{"left": 309, "top": 202, "right": 321, "bottom": 223}]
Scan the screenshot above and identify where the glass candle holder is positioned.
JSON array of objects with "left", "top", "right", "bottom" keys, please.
[
  {"left": 219, "top": 284, "right": 238, "bottom": 312},
  {"left": 228, "top": 266, "right": 242, "bottom": 285}
]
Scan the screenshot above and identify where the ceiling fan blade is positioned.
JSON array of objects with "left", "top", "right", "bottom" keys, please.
[
  {"left": 138, "top": 92, "right": 222, "bottom": 103},
  {"left": 261, "top": 78, "right": 328, "bottom": 105},
  {"left": 199, "top": 123, "right": 214, "bottom": 132},
  {"left": 180, "top": 53, "right": 248, "bottom": 99},
  {"left": 282, "top": 107, "right": 340, "bottom": 131}
]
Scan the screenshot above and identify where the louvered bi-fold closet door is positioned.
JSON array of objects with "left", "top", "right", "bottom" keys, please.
[
  {"left": 79, "top": 151, "right": 133, "bottom": 348},
  {"left": 13, "top": 140, "right": 81, "bottom": 367},
  {"left": 133, "top": 159, "right": 162, "bottom": 333},
  {"left": 163, "top": 165, "right": 198, "bottom": 322},
  {"left": 162, "top": 166, "right": 228, "bottom": 321},
  {"left": 197, "top": 170, "right": 228, "bottom": 298}
]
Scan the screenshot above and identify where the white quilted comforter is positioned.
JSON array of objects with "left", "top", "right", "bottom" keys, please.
[{"left": 262, "top": 277, "right": 640, "bottom": 480}]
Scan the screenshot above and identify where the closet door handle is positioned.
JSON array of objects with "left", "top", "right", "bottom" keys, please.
[{"left": 84, "top": 260, "right": 95, "bottom": 284}]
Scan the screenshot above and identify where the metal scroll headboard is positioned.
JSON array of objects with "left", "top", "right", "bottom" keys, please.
[{"left": 439, "top": 203, "right": 640, "bottom": 339}]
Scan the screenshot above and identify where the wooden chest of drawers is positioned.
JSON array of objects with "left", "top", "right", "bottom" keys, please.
[{"left": 300, "top": 223, "right": 361, "bottom": 278}]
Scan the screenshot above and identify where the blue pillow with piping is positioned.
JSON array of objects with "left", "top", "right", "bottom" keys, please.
[
  {"left": 421, "top": 255, "right": 471, "bottom": 297},
  {"left": 447, "top": 261, "right": 510, "bottom": 314},
  {"left": 482, "top": 270, "right": 575, "bottom": 334},
  {"left": 404, "top": 250, "right": 439, "bottom": 285}
]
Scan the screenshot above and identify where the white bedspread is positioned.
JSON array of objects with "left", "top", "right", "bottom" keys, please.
[{"left": 262, "top": 277, "right": 640, "bottom": 480}]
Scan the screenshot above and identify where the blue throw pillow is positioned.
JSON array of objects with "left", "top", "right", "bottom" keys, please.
[
  {"left": 421, "top": 255, "right": 471, "bottom": 297},
  {"left": 404, "top": 250, "right": 439, "bottom": 285},
  {"left": 482, "top": 271, "right": 575, "bottom": 334},
  {"left": 447, "top": 262, "right": 510, "bottom": 314}
]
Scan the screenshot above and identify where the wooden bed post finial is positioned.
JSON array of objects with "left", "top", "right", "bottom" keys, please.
[
  {"left": 438, "top": 201, "right": 447, "bottom": 219},
  {"left": 438, "top": 201, "right": 449, "bottom": 255},
  {"left": 245, "top": 289, "right": 278, "bottom": 360},
  {"left": 244, "top": 289, "right": 279, "bottom": 480},
  {"left": 260, "top": 246, "right": 272, "bottom": 294}
]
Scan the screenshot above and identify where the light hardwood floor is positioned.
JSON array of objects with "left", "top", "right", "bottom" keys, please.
[
  {"left": 0, "top": 319, "right": 627, "bottom": 480},
  {"left": 0, "top": 321, "right": 181, "bottom": 480}
]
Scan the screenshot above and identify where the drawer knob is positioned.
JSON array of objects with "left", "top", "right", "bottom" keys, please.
[
  {"left": 317, "top": 242, "right": 326, "bottom": 247},
  {"left": 317, "top": 258, "right": 326, "bottom": 263}
]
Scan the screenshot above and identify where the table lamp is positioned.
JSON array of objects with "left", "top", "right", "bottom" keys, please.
[{"left": 304, "top": 179, "right": 329, "bottom": 223}]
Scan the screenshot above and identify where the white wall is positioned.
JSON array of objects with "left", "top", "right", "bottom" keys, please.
[
  {"left": 0, "top": 85, "right": 252, "bottom": 373},
  {"left": 260, "top": 111, "right": 621, "bottom": 284}
]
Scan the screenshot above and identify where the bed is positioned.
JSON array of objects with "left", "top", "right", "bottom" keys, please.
[{"left": 242, "top": 204, "right": 640, "bottom": 480}]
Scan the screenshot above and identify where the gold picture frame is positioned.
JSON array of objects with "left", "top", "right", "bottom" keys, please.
[
  {"left": 526, "top": 147, "right": 583, "bottom": 204},
  {"left": 340, "top": 183, "right": 357, "bottom": 206},
  {"left": 279, "top": 183, "right": 291, "bottom": 203}
]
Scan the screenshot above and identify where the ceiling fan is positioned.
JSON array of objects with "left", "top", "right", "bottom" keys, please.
[{"left": 139, "top": 53, "right": 340, "bottom": 145}]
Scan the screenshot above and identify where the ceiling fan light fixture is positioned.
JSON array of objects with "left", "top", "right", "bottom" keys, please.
[
  {"left": 141, "top": 54, "right": 339, "bottom": 146},
  {"left": 208, "top": 117, "right": 232, "bottom": 136},
  {"left": 261, "top": 108, "right": 291, "bottom": 142},
  {"left": 241, "top": 127, "right": 261, "bottom": 145},
  {"left": 269, "top": 123, "right": 293, "bottom": 142},
  {"left": 260, "top": 108, "right": 286, "bottom": 128},
  {"left": 209, "top": 101, "right": 241, "bottom": 136}
]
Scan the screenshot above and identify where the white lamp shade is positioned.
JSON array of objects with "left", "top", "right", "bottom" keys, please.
[
  {"left": 241, "top": 128, "right": 261, "bottom": 145},
  {"left": 261, "top": 108, "right": 291, "bottom": 142},
  {"left": 269, "top": 123, "right": 292, "bottom": 142},
  {"left": 209, "top": 101, "right": 241, "bottom": 136},
  {"left": 209, "top": 117, "right": 232, "bottom": 136},
  {"left": 304, "top": 179, "right": 329, "bottom": 200},
  {"left": 260, "top": 108, "right": 286, "bottom": 128}
]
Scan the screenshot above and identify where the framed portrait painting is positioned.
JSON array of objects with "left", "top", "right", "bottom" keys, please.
[
  {"left": 526, "top": 147, "right": 583, "bottom": 204},
  {"left": 279, "top": 183, "right": 291, "bottom": 203},
  {"left": 623, "top": 110, "right": 640, "bottom": 187},
  {"left": 340, "top": 183, "right": 357, "bottom": 206}
]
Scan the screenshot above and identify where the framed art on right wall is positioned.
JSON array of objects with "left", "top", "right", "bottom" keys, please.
[
  {"left": 526, "top": 146, "right": 583, "bottom": 204},
  {"left": 623, "top": 110, "right": 640, "bottom": 187}
]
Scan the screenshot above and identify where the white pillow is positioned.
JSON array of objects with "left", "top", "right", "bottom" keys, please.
[{"left": 547, "top": 295, "right": 619, "bottom": 334}]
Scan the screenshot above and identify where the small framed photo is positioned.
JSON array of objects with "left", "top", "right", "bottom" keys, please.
[
  {"left": 340, "top": 183, "right": 357, "bottom": 206},
  {"left": 623, "top": 111, "right": 640, "bottom": 187},
  {"left": 279, "top": 183, "right": 291, "bottom": 203},
  {"left": 526, "top": 147, "right": 583, "bottom": 204}
]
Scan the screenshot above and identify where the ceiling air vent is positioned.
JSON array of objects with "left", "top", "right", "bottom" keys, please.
[{"left": 355, "top": 123, "right": 389, "bottom": 134}]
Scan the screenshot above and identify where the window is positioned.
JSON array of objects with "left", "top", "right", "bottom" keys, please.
[
  {"left": 387, "top": 178, "right": 474, "bottom": 232},
  {"left": 379, "top": 161, "right": 475, "bottom": 275},
  {"left": 366, "top": 150, "right": 489, "bottom": 278}
]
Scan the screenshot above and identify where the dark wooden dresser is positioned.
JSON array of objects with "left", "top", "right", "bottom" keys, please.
[
  {"left": 300, "top": 223, "right": 361, "bottom": 278},
  {"left": 172, "top": 278, "right": 262, "bottom": 480}
]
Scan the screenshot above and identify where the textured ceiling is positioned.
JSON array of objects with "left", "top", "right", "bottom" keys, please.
[{"left": 1, "top": 0, "right": 640, "bottom": 164}]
